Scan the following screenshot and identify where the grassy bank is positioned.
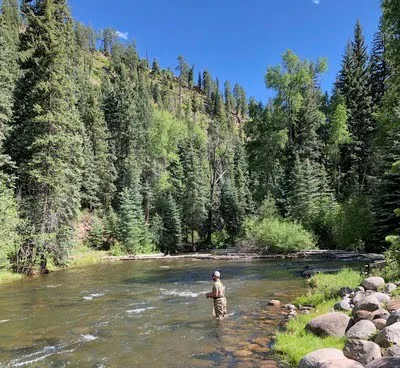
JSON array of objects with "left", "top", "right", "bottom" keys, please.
[{"left": 274, "top": 268, "right": 363, "bottom": 367}]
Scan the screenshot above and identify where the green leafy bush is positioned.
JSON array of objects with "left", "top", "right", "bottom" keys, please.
[
  {"left": 382, "top": 235, "right": 400, "bottom": 281},
  {"left": 240, "top": 217, "right": 316, "bottom": 254}
]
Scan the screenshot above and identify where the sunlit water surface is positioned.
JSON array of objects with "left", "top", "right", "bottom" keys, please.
[{"left": 0, "top": 258, "right": 347, "bottom": 367}]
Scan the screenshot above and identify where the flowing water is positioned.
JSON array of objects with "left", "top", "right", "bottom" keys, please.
[{"left": 0, "top": 258, "right": 347, "bottom": 367}]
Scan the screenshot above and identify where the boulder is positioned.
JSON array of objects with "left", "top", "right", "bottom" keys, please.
[
  {"left": 306, "top": 312, "right": 350, "bottom": 337},
  {"left": 355, "top": 286, "right": 365, "bottom": 292},
  {"left": 299, "top": 348, "right": 364, "bottom": 368},
  {"left": 374, "top": 309, "right": 391, "bottom": 321},
  {"left": 346, "top": 320, "right": 377, "bottom": 340},
  {"left": 335, "top": 300, "right": 352, "bottom": 311},
  {"left": 353, "top": 310, "right": 375, "bottom": 322},
  {"left": 373, "top": 292, "right": 391, "bottom": 304},
  {"left": 343, "top": 339, "right": 382, "bottom": 365},
  {"left": 383, "top": 345, "right": 400, "bottom": 357},
  {"left": 362, "top": 277, "right": 385, "bottom": 291},
  {"left": 267, "top": 300, "right": 281, "bottom": 307},
  {"left": 387, "top": 299, "right": 400, "bottom": 313},
  {"left": 375, "top": 322, "right": 400, "bottom": 348},
  {"left": 354, "top": 291, "right": 374, "bottom": 305},
  {"left": 365, "top": 357, "right": 400, "bottom": 367},
  {"left": 373, "top": 319, "right": 387, "bottom": 330},
  {"left": 386, "top": 310, "right": 400, "bottom": 326},
  {"left": 384, "top": 283, "right": 397, "bottom": 294},
  {"left": 353, "top": 295, "right": 381, "bottom": 313},
  {"left": 340, "top": 287, "right": 354, "bottom": 297}
]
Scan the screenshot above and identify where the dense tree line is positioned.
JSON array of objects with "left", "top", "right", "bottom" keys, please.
[{"left": 0, "top": 0, "right": 399, "bottom": 274}]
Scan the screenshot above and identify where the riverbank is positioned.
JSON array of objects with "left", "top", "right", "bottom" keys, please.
[
  {"left": 273, "top": 269, "right": 400, "bottom": 367},
  {"left": 0, "top": 248, "right": 385, "bottom": 286}
]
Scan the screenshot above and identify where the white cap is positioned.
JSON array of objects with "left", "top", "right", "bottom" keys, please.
[{"left": 212, "top": 271, "right": 220, "bottom": 277}]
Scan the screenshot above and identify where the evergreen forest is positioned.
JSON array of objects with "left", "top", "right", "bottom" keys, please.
[{"left": 1, "top": 0, "right": 400, "bottom": 276}]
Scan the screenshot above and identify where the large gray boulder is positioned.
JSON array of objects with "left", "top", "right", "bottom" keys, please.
[
  {"left": 362, "top": 277, "right": 385, "bottom": 291},
  {"left": 365, "top": 357, "right": 400, "bottom": 367},
  {"left": 335, "top": 300, "right": 352, "bottom": 311},
  {"left": 353, "top": 310, "right": 375, "bottom": 322},
  {"left": 384, "top": 345, "right": 400, "bottom": 357},
  {"left": 299, "top": 348, "right": 364, "bottom": 368},
  {"left": 384, "top": 283, "right": 397, "bottom": 294},
  {"left": 346, "top": 319, "right": 377, "bottom": 340},
  {"left": 343, "top": 339, "right": 382, "bottom": 365},
  {"left": 375, "top": 322, "right": 400, "bottom": 348},
  {"left": 374, "top": 292, "right": 391, "bottom": 304},
  {"left": 386, "top": 310, "right": 400, "bottom": 327},
  {"left": 353, "top": 295, "right": 381, "bottom": 313},
  {"left": 374, "top": 309, "right": 391, "bottom": 321},
  {"left": 306, "top": 313, "right": 350, "bottom": 337},
  {"left": 373, "top": 318, "right": 387, "bottom": 330}
]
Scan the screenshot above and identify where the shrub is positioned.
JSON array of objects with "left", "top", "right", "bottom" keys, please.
[
  {"left": 240, "top": 217, "right": 316, "bottom": 254},
  {"left": 382, "top": 235, "right": 400, "bottom": 281}
]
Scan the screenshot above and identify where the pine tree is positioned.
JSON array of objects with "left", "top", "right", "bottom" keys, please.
[
  {"left": 160, "top": 194, "right": 181, "bottom": 254},
  {"left": 370, "top": 21, "right": 390, "bottom": 108},
  {"left": 224, "top": 80, "right": 235, "bottom": 115},
  {"left": 337, "top": 21, "right": 374, "bottom": 195},
  {"left": 151, "top": 58, "right": 160, "bottom": 75},
  {"left": 78, "top": 80, "right": 116, "bottom": 211},
  {"left": 117, "top": 164, "right": 149, "bottom": 254},
  {"left": 202, "top": 69, "right": 213, "bottom": 98},
  {"left": 10, "top": 0, "right": 84, "bottom": 270},
  {"left": 188, "top": 65, "right": 195, "bottom": 90},
  {"left": 181, "top": 143, "right": 207, "bottom": 248},
  {"left": 197, "top": 72, "right": 202, "bottom": 91},
  {"left": 220, "top": 178, "right": 242, "bottom": 241},
  {"left": 0, "top": 0, "right": 19, "bottom": 168}
]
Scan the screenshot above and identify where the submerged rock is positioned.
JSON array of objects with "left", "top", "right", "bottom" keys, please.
[{"left": 268, "top": 300, "right": 281, "bottom": 307}]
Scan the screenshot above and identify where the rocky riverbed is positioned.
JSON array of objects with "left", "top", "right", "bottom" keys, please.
[{"left": 292, "top": 276, "right": 400, "bottom": 367}]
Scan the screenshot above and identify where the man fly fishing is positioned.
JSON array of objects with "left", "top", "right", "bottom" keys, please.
[{"left": 206, "top": 270, "right": 227, "bottom": 319}]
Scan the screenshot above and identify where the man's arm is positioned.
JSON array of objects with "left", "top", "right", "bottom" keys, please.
[{"left": 206, "top": 286, "right": 221, "bottom": 298}]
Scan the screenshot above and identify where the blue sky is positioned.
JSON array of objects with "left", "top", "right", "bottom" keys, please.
[{"left": 69, "top": 0, "right": 381, "bottom": 102}]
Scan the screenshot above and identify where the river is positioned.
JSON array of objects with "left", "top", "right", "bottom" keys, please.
[{"left": 0, "top": 258, "right": 346, "bottom": 367}]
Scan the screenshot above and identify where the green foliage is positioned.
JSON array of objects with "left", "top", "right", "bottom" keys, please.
[
  {"left": 84, "top": 214, "right": 105, "bottom": 249},
  {"left": 160, "top": 194, "right": 182, "bottom": 254},
  {"left": 117, "top": 185, "right": 152, "bottom": 254},
  {"left": 10, "top": 0, "right": 84, "bottom": 270},
  {"left": 240, "top": 216, "right": 316, "bottom": 254},
  {"left": 330, "top": 195, "right": 374, "bottom": 250},
  {"left": 383, "top": 235, "right": 400, "bottom": 281},
  {"left": 0, "top": 181, "right": 20, "bottom": 269},
  {"left": 294, "top": 268, "right": 362, "bottom": 306},
  {"left": 221, "top": 178, "right": 243, "bottom": 241}
]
